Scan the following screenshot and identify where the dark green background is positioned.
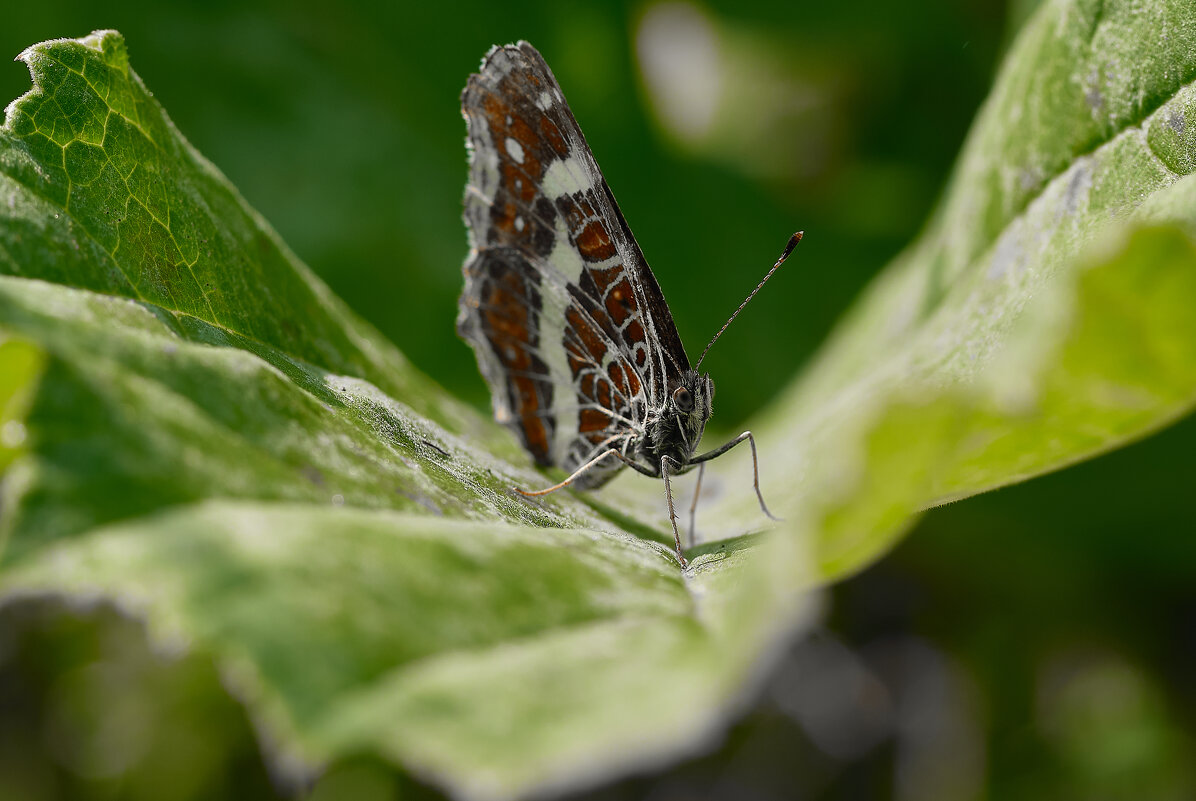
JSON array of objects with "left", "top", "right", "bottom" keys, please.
[{"left": 3, "top": 1, "right": 1194, "bottom": 799}]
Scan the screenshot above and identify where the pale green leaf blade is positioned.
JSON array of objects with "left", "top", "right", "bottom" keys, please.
[
  {"left": 2, "top": 501, "right": 802, "bottom": 800},
  {"left": 670, "top": 0, "right": 1196, "bottom": 578}
]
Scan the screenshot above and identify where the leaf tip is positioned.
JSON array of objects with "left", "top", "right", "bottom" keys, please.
[{"left": 5, "top": 30, "right": 132, "bottom": 133}]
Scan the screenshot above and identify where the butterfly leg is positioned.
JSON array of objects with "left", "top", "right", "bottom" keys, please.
[
  {"left": 514, "top": 447, "right": 641, "bottom": 497},
  {"left": 692, "top": 431, "right": 781, "bottom": 522},
  {"left": 687, "top": 462, "right": 706, "bottom": 549},
  {"left": 661, "top": 456, "right": 688, "bottom": 568}
]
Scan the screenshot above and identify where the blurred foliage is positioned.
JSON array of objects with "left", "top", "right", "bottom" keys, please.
[
  {"left": 0, "top": 600, "right": 281, "bottom": 801},
  {"left": 3, "top": 0, "right": 1196, "bottom": 800}
]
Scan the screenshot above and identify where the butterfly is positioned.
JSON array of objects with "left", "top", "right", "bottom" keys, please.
[{"left": 457, "top": 41, "right": 800, "bottom": 568}]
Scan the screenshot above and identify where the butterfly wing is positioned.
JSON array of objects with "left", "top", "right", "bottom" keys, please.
[{"left": 458, "top": 42, "right": 690, "bottom": 486}]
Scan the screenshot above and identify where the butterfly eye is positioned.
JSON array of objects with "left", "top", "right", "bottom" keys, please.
[{"left": 673, "top": 386, "right": 694, "bottom": 412}]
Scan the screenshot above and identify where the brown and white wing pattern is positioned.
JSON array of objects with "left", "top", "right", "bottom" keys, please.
[{"left": 457, "top": 42, "right": 689, "bottom": 486}]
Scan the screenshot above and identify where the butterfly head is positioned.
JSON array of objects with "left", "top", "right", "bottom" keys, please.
[
  {"left": 671, "top": 370, "right": 713, "bottom": 420},
  {"left": 643, "top": 369, "right": 714, "bottom": 466}
]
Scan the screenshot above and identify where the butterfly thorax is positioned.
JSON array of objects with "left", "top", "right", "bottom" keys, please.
[{"left": 636, "top": 370, "right": 714, "bottom": 468}]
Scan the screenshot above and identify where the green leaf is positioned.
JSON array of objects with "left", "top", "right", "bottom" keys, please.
[
  {"left": 0, "top": 30, "right": 806, "bottom": 799},
  {"left": 738, "top": 0, "right": 1196, "bottom": 578},
  {"left": 3, "top": 4, "right": 1196, "bottom": 797},
  {"left": 3, "top": 503, "right": 803, "bottom": 799},
  {"left": 0, "top": 334, "right": 43, "bottom": 473}
]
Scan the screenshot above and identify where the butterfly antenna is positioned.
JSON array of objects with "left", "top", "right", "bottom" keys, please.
[{"left": 695, "top": 231, "right": 803, "bottom": 371}]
